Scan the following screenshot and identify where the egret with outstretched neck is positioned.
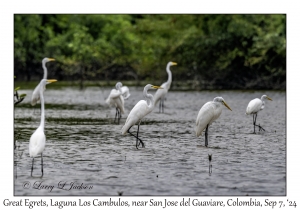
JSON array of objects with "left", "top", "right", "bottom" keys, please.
[
  {"left": 31, "top": 58, "right": 55, "bottom": 106},
  {"left": 246, "top": 95, "right": 272, "bottom": 133},
  {"left": 121, "top": 84, "right": 163, "bottom": 149},
  {"left": 195, "top": 97, "right": 232, "bottom": 147},
  {"left": 29, "top": 79, "right": 57, "bottom": 176},
  {"left": 154, "top": 61, "right": 177, "bottom": 113}
]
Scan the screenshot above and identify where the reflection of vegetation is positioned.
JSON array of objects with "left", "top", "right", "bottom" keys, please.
[
  {"left": 14, "top": 14, "right": 286, "bottom": 90},
  {"left": 14, "top": 89, "right": 26, "bottom": 149},
  {"left": 14, "top": 87, "right": 27, "bottom": 106},
  {"left": 14, "top": 76, "right": 26, "bottom": 106},
  {"left": 14, "top": 76, "right": 26, "bottom": 150}
]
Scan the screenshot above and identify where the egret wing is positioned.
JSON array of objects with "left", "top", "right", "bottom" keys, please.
[
  {"left": 195, "top": 102, "right": 216, "bottom": 136},
  {"left": 108, "top": 89, "right": 122, "bottom": 99},
  {"left": 106, "top": 89, "right": 122, "bottom": 106},
  {"left": 154, "top": 83, "right": 168, "bottom": 105},
  {"left": 121, "top": 100, "right": 149, "bottom": 134},
  {"left": 246, "top": 98, "right": 262, "bottom": 114},
  {"left": 29, "top": 128, "right": 46, "bottom": 157},
  {"left": 114, "top": 95, "right": 125, "bottom": 114}
]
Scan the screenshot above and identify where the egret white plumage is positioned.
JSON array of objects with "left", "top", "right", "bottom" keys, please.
[
  {"left": 246, "top": 95, "right": 272, "bottom": 133},
  {"left": 31, "top": 58, "right": 55, "bottom": 106},
  {"left": 121, "top": 86, "right": 131, "bottom": 100},
  {"left": 154, "top": 61, "right": 177, "bottom": 113},
  {"left": 29, "top": 79, "right": 57, "bottom": 176},
  {"left": 106, "top": 82, "right": 125, "bottom": 124},
  {"left": 121, "top": 84, "right": 163, "bottom": 149},
  {"left": 195, "top": 97, "right": 232, "bottom": 147}
]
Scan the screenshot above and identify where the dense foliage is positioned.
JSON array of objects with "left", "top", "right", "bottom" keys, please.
[{"left": 14, "top": 14, "right": 286, "bottom": 90}]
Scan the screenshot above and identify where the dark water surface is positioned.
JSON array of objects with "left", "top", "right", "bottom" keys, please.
[{"left": 14, "top": 87, "right": 286, "bottom": 195}]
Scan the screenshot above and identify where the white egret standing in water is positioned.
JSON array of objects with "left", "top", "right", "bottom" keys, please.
[
  {"left": 246, "top": 95, "right": 272, "bottom": 133},
  {"left": 121, "top": 84, "right": 163, "bottom": 149},
  {"left": 31, "top": 58, "right": 55, "bottom": 106},
  {"left": 154, "top": 61, "right": 177, "bottom": 113},
  {"left": 195, "top": 97, "right": 232, "bottom": 147},
  {"left": 29, "top": 79, "right": 57, "bottom": 176},
  {"left": 106, "top": 82, "right": 125, "bottom": 124}
]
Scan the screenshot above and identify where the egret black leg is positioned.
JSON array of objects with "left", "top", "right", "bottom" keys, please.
[
  {"left": 116, "top": 110, "right": 118, "bottom": 123},
  {"left": 114, "top": 108, "right": 118, "bottom": 123},
  {"left": 136, "top": 122, "right": 140, "bottom": 148},
  {"left": 257, "top": 124, "right": 265, "bottom": 131},
  {"left": 137, "top": 121, "right": 145, "bottom": 147},
  {"left": 159, "top": 99, "right": 162, "bottom": 113},
  {"left": 136, "top": 121, "right": 145, "bottom": 148},
  {"left": 205, "top": 124, "right": 209, "bottom": 147},
  {"left": 255, "top": 113, "right": 258, "bottom": 132},
  {"left": 114, "top": 108, "right": 120, "bottom": 124},
  {"left": 127, "top": 125, "right": 145, "bottom": 149},
  {"left": 41, "top": 153, "right": 44, "bottom": 177},
  {"left": 253, "top": 114, "right": 256, "bottom": 133},
  {"left": 253, "top": 113, "right": 265, "bottom": 132},
  {"left": 162, "top": 98, "right": 164, "bottom": 113},
  {"left": 31, "top": 158, "right": 34, "bottom": 176},
  {"left": 118, "top": 109, "right": 121, "bottom": 124}
]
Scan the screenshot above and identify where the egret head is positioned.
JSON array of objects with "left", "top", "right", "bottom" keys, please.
[
  {"left": 116, "top": 82, "right": 123, "bottom": 90},
  {"left": 168, "top": 61, "right": 177, "bottom": 66},
  {"left": 261, "top": 95, "right": 272, "bottom": 101},
  {"left": 39, "top": 79, "right": 57, "bottom": 89},
  {"left": 144, "top": 84, "right": 163, "bottom": 91},
  {"left": 45, "top": 79, "right": 57, "bottom": 85},
  {"left": 150, "top": 85, "right": 163, "bottom": 90},
  {"left": 213, "top": 97, "right": 232, "bottom": 111},
  {"left": 42, "top": 57, "right": 55, "bottom": 64}
]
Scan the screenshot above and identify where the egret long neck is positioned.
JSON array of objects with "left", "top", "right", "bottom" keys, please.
[
  {"left": 166, "top": 65, "right": 172, "bottom": 87},
  {"left": 39, "top": 88, "right": 45, "bottom": 130},
  {"left": 42, "top": 62, "right": 47, "bottom": 79},
  {"left": 144, "top": 86, "right": 154, "bottom": 109}
]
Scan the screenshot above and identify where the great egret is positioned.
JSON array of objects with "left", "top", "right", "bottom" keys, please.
[
  {"left": 121, "top": 84, "right": 163, "bottom": 149},
  {"left": 195, "top": 97, "right": 232, "bottom": 147},
  {"left": 246, "top": 95, "right": 272, "bottom": 133},
  {"left": 29, "top": 79, "right": 57, "bottom": 176},
  {"left": 31, "top": 58, "right": 55, "bottom": 106},
  {"left": 154, "top": 61, "right": 177, "bottom": 113},
  {"left": 121, "top": 86, "right": 131, "bottom": 100},
  {"left": 106, "top": 82, "right": 125, "bottom": 124}
]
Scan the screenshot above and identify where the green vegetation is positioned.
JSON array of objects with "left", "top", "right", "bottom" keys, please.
[
  {"left": 14, "top": 76, "right": 27, "bottom": 106},
  {"left": 14, "top": 14, "right": 286, "bottom": 90}
]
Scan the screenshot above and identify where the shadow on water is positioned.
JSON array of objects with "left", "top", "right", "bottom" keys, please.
[{"left": 14, "top": 88, "right": 286, "bottom": 196}]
